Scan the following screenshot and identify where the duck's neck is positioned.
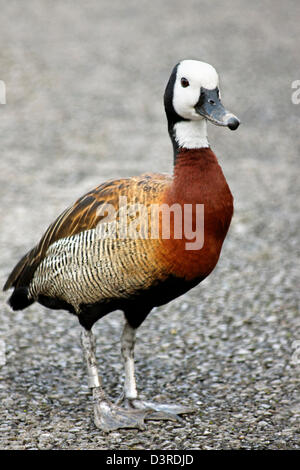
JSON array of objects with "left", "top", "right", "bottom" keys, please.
[
  {"left": 167, "top": 118, "right": 232, "bottom": 209},
  {"left": 167, "top": 141, "right": 233, "bottom": 213},
  {"left": 169, "top": 119, "right": 209, "bottom": 163},
  {"left": 171, "top": 146, "right": 220, "bottom": 202}
]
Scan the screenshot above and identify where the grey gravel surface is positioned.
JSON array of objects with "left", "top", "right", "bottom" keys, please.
[{"left": 0, "top": 0, "right": 299, "bottom": 450}]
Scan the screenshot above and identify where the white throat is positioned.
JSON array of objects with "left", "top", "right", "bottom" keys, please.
[{"left": 173, "top": 120, "right": 209, "bottom": 149}]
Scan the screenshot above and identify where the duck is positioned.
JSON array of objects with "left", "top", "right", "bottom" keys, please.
[{"left": 3, "top": 60, "right": 239, "bottom": 432}]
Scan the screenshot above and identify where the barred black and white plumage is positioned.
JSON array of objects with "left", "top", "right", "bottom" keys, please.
[{"left": 4, "top": 173, "right": 172, "bottom": 326}]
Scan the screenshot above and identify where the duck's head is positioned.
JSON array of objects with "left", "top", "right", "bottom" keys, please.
[{"left": 164, "top": 60, "right": 240, "bottom": 152}]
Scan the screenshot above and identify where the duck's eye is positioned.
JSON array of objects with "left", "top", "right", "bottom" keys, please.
[{"left": 180, "top": 77, "right": 189, "bottom": 88}]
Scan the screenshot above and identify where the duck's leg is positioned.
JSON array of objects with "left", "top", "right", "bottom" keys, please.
[
  {"left": 119, "top": 320, "right": 194, "bottom": 421},
  {"left": 81, "top": 328, "right": 149, "bottom": 432}
]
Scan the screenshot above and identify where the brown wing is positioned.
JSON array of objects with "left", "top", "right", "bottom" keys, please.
[{"left": 4, "top": 173, "right": 171, "bottom": 291}]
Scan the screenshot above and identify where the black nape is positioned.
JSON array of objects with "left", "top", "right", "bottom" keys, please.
[{"left": 163, "top": 63, "right": 190, "bottom": 163}]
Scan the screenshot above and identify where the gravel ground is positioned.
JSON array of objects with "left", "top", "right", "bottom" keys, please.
[{"left": 0, "top": 0, "right": 299, "bottom": 450}]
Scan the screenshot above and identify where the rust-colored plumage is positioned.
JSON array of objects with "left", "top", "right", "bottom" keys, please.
[
  {"left": 162, "top": 148, "right": 233, "bottom": 280},
  {"left": 4, "top": 149, "right": 233, "bottom": 335}
]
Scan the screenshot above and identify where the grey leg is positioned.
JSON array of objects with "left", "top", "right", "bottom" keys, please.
[
  {"left": 121, "top": 321, "right": 138, "bottom": 400},
  {"left": 81, "top": 328, "right": 102, "bottom": 390},
  {"left": 119, "top": 320, "right": 194, "bottom": 421},
  {"left": 81, "top": 328, "right": 148, "bottom": 432}
]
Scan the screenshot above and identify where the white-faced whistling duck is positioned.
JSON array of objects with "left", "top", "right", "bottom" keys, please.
[{"left": 4, "top": 60, "right": 240, "bottom": 431}]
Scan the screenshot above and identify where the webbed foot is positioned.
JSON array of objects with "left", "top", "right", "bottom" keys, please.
[
  {"left": 93, "top": 398, "right": 149, "bottom": 432},
  {"left": 121, "top": 397, "right": 194, "bottom": 422}
]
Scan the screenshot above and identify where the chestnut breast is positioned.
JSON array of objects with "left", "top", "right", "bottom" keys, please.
[{"left": 158, "top": 148, "right": 233, "bottom": 281}]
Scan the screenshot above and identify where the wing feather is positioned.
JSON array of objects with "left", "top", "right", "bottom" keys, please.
[{"left": 3, "top": 173, "right": 171, "bottom": 291}]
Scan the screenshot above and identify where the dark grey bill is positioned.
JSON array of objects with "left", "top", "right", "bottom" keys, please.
[{"left": 195, "top": 87, "right": 240, "bottom": 130}]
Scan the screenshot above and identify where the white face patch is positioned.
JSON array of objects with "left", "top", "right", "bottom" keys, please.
[{"left": 173, "top": 60, "right": 219, "bottom": 121}]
